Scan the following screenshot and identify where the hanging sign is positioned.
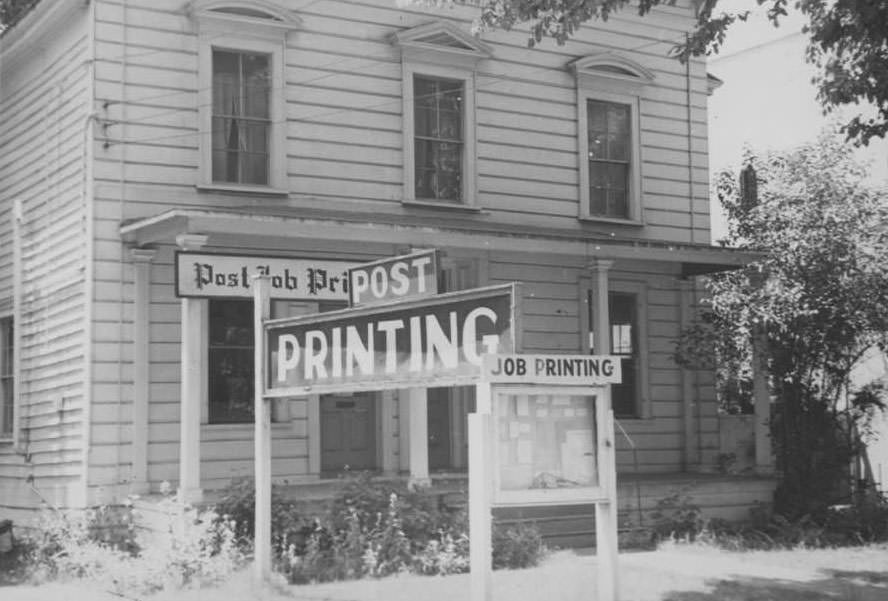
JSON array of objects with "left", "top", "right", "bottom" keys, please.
[
  {"left": 266, "top": 283, "right": 518, "bottom": 395},
  {"left": 348, "top": 249, "right": 439, "bottom": 308},
  {"left": 175, "top": 252, "right": 354, "bottom": 300},
  {"left": 482, "top": 354, "right": 622, "bottom": 385}
]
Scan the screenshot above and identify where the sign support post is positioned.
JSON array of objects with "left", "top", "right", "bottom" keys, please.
[
  {"left": 596, "top": 386, "right": 619, "bottom": 601},
  {"left": 469, "top": 382, "right": 493, "bottom": 601},
  {"left": 253, "top": 275, "right": 272, "bottom": 581}
]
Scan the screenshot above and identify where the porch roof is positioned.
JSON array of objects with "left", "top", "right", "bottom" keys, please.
[{"left": 119, "top": 206, "right": 760, "bottom": 275}]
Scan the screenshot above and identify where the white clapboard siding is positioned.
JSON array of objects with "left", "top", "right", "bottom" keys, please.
[{"left": 0, "top": 7, "right": 91, "bottom": 508}]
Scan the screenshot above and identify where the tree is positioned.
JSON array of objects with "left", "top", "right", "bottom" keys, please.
[
  {"left": 684, "top": 134, "right": 888, "bottom": 515},
  {"left": 0, "top": 0, "right": 35, "bottom": 29},
  {"left": 472, "top": 0, "right": 888, "bottom": 146}
]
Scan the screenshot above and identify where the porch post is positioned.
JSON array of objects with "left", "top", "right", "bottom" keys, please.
[
  {"left": 679, "top": 277, "right": 700, "bottom": 471},
  {"left": 752, "top": 330, "right": 773, "bottom": 473},
  {"left": 130, "top": 247, "right": 156, "bottom": 494},
  {"left": 589, "top": 260, "right": 613, "bottom": 368},
  {"left": 407, "top": 387, "right": 430, "bottom": 487},
  {"left": 176, "top": 234, "right": 208, "bottom": 504}
]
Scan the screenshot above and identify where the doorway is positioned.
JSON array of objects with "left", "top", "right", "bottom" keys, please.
[{"left": 320, "top": 392, "right": 377, "bottom": 473}]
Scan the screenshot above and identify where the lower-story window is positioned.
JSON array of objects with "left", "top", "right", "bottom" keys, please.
[
  {"left": 0, "top": 317, "right": 13, "bottom": 437},
  {"left": 208, "top": 299, "right": 254, "bottom": 424}
]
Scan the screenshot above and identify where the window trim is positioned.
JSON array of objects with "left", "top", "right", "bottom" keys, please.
[
  {"left": 192, "top": 2, "right": 297, "bottom": 194},
  {"left": 571, "top": 53, "right": 653, "bottom": 225},
  {"left": 579, "top": 278, "right": 650, "bottom": 418},
  {"left": 393, "top": 21, "right": 491, "bottom": 209},
  {"left": 0, "top": 314, "right": 15, "bottom": 442}
]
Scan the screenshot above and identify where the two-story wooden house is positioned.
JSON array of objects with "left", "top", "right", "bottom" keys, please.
[{"left": 0, "top": 0, "right": 776, "bottom": 533}]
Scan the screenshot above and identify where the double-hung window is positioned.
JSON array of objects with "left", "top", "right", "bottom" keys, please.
[
  {"left": 212, "top": 50, "right": 271, "bottom": 186},
  {"left": 0, "top": 317, "right": 13, "bottom": 438},
  {"left": 413, "top": 76, "right": 464, "bottom": 202},
  {"left": 572, "top": 54, "right": 653, "bottom": 223},
  {"left": 191, "top": 0, "right": 298, "bottom": 193},
  {"left": 392, "top": 21, "right": 491, "bottom": 209}
]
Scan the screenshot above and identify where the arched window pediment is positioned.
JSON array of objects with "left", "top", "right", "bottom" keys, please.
[
  {"left": 186, "top": 0, "right": 301, "bottom": 30},
  {"left": 569, "top": 53, "right": 655, "bottom": 85}
]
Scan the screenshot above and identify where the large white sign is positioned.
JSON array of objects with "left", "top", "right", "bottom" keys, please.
[{"left": 176, "top": 252, "right": 355, "bottom": 300}]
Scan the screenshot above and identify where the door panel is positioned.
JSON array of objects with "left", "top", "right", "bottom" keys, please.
[{"left": 320, "top": 393, "right": 376, "bottom": 472}]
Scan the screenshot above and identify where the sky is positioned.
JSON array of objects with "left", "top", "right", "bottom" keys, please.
[{"left": 705, "top": 1, "right": 888, "bottom": 242}]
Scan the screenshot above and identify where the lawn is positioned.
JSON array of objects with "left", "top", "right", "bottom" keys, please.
[{"left": 5, "top": 543, "right": 888, "bottom": 601}]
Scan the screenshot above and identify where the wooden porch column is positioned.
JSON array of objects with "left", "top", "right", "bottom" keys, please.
[
  {"left": 130, "top": 247, "right": 156, "bottom": 494},
  {"left": 589, "top": 260, "right": 613, "bottom": 374},
  {"left": 752, "top": 330, "right": 773, "bottom": 473},
  {"left": 679, "top": 277, "right": 700, "bottom": 471},
  {"left": 176, "top": 234, "right": 208, "bottom": 504},
  {"left": 407, "top": 387, "right": 430, "bottom": 487}
]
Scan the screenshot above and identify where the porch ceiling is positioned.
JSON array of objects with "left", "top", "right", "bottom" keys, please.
[{"left": 119, "top": 207, "right": 759, "bottom": 273}]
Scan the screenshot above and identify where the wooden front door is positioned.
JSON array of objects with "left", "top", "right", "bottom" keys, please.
[{"left": 321, "top": 393, "right": 377, "bottom": 473}]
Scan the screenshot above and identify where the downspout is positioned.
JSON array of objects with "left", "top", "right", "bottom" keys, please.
[
  {"left": 685, "top": 37, "right": 695, "bottom": 245},
  {"left": 80, "top": 0, "right": 98, "bottom": 509},
  {"left": 114, "top": 0, "right": 129, "bottom": 499}
]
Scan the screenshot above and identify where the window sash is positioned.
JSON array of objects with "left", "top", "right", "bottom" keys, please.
[
  {"left": 0, "top": 317, "right": 13, "bottom": 436},
  {"left": 586, "top": 99, "right": 632, "bottom": 218},
  {"left": 413, "top": 75, "right": 464, "bottom": 202},
  {"left": 208, "top": 300, "right": 254, "bottom": 424},
  {"left": 211, "top": 50, "right": 271, "bottom": 185}
]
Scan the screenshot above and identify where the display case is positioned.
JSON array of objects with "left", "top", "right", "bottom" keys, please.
[{"left": 492, "top": 385, "right": 609, "bottom": 506}]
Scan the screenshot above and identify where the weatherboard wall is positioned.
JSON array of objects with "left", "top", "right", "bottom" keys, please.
[{"left": 0, "top": 2, "right": 92, "bottom": 511}]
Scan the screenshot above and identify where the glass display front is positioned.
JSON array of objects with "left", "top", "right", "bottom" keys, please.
[{"left": 496, "top": 392, "right": 598, "bottom": 491}]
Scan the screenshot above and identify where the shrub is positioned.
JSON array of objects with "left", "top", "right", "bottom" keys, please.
[
  {"left": 16, "top": 488, "right": 246, "bottom": 596},
  {"left": 649, "top": 491, "right": 704, "bottom": 543},
  {"left": 216, "top": 473, "right": 547, "bottom": 584},
  {"left": 492, "top": 522, "right": 545, "bottom": 570}
]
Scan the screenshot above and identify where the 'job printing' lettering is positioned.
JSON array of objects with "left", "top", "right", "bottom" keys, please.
[
  {"left": 490, "top": 356, "right": 615, "bottom": 378},
  {"left": 276, "top": 307, "right": 500, "bottom": 382}
]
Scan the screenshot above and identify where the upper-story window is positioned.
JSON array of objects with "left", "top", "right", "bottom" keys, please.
[
  {"left": 392, "top": 21, "right": 492, "bottom": 209},
  {"left": 571, "top": 54, "right": 654, "bottom": 224},
  {"left": 212, "top": 50, "right": 271, "bottom": 185},
  {"left": 189, "top": 0, "right": 300, "bottom": 194},
  {"left": 414, "top": 75, "right": 464, "bottom": 202}
]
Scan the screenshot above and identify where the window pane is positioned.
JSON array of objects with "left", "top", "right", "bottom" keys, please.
[
  {"left": 243, "top": 54, "right": 270, "bottom": 118},
  {"left": 209, "top": 300, "right": 254, "bottom": 424},
  {"left": 612, "top": 357, "right": 636, "bottom": 417}
]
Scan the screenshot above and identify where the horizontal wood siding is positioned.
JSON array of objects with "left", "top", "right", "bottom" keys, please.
[
  {"left": 0, "top": 10, "right": 90, "bottom": 509},
  {"left": 92, "top": 0, "right": 711, "bottom": 244},
  {"left": 488, "top": 250, "right": 696, "bottom": 472}
]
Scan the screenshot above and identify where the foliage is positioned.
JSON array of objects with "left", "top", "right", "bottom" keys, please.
[
  {"left": 649, "top": 491, "right": 705, "bottom": 543},
  {"left": 214, "top": 477, "right": 311, "bottom": 555},
  {"left": 216, "top": 473, "right": 546, "bottom": 584},
  {"left": 15, "top": 490, "right": 246, "bottom": 596},
  {"left": 0, "top": 0, "right": 35, "bottom": 29},
  {"left": 701, "top": 134, "right": 888, "bottom": 515},
  {"left": 492, "top": 522, "right": 545, "bottom": 570},
  {"left": 464, "top": 0, "right": 888, "bottom": 145}
]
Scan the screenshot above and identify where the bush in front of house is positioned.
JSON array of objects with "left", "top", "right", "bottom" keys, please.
[
  {"left": 12, "top": 487, "right": 246, "bottom": 596},
  {"left": 216, "top": 473, "right": 546, "bottom": 584}
]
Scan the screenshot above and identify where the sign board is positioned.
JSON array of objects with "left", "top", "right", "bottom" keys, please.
[
  {"left": 483, "top": 354, "right": 622, "bottom": 385},
  {"left": 176, "top": 252, "right": 354, "bottom": 300},
  {"left": 348, "top": 249, "right": 439, "bottom": 308},
  {"left": 265, "top": 283, "right": 518, "bottom": 395}
]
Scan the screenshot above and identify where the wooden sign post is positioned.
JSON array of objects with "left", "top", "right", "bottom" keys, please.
[{"left": 253, "top": 275, "right": 272, "bottom": 581}]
